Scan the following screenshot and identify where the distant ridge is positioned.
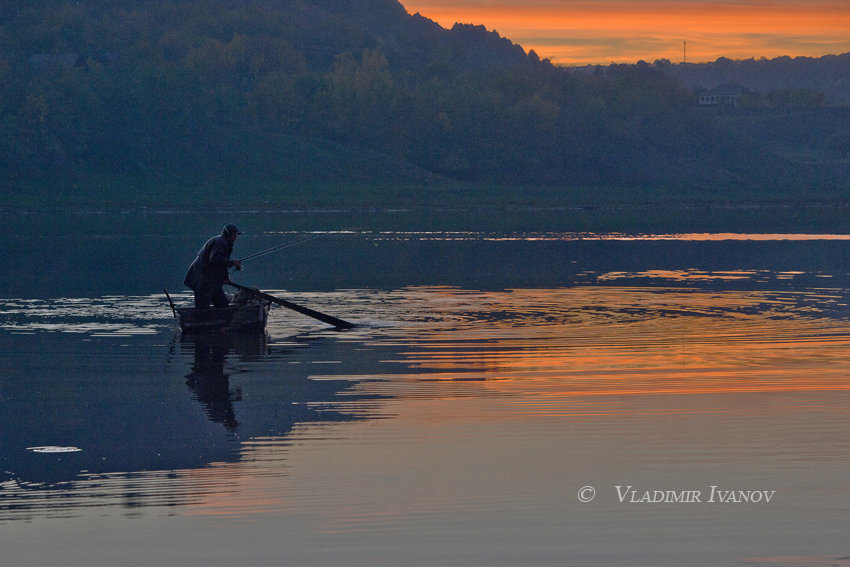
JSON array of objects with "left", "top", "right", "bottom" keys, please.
[
  {"left": 660, "top": 53, "right": 850, "bottom": 106},
  {"left": 1, "top": 0, "right": 848, "bottom": 207},
  {"left": 566, "top": 53, "right": 850, "bottom": 106}
]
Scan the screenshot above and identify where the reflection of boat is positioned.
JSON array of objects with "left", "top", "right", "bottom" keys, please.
[
  {"left": 165, "top": 288, "right": 270, "bottom": 333},
  {"left": 183, "top": 332, "right": 257, "bottom": 430},
  {"left": 0, "top": 318, "right": 377, "bottom": 509}
]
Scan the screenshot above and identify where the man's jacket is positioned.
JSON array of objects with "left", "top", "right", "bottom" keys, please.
[{"left": 183, "top": 235, "right": 236, "bottom": 296}]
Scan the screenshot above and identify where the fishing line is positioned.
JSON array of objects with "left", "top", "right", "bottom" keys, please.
[{"left": 235, "top": 232, "right": 325, "bottom": 270}]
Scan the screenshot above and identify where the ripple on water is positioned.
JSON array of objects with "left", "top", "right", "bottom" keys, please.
[{"left": 2, "top": 283, "right": 850, "bottom": 535}]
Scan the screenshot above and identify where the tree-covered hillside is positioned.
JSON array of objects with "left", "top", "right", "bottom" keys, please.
[
  {"left": 0, "top": 0, "right": 846, "bottom": 206},
  {"left": 659, "top": 54, "right": 850, "bottom": 106}
]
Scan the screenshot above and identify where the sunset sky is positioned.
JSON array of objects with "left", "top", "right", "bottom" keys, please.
[{"left": 400, "top": 0, "right": 850, "bottom": 66}]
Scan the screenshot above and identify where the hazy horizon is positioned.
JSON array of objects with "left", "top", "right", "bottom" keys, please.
[{"left": 402, "top": 0, "right": 850, "bottom": 65}]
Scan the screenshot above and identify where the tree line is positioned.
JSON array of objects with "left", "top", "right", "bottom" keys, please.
[{"left": 659, "top": 54, "right": 850, "bottom": 106}]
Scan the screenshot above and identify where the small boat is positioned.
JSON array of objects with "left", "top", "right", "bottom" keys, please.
[{"left": 165, "top": 288, "right": 271, "bottom": 333}]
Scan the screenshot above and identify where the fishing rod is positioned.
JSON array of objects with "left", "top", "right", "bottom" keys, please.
[{"left": 236, "top": 233, "right": 325, "bottom": 267}]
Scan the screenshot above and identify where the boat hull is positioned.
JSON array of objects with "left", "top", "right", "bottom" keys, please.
[{"left": 176, "top": 299, "right": 270, "bottom": 333}]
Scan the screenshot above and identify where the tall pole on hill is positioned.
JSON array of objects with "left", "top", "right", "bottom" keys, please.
[{"left": 683, "top": 40, "right": 687, "bottom": 64}]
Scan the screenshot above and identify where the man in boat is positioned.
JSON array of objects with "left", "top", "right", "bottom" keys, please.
[{"left": 184, "top": 224, "right": 244, "bottom": 309}]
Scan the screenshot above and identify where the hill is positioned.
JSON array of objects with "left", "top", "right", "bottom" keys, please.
[{"left": 0, "top": 0, "right": 848, "bottom": 209}]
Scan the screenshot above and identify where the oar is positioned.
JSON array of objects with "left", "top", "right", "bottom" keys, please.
[{"left": 226, "top": 281, "right": 355, "bottom": 329}]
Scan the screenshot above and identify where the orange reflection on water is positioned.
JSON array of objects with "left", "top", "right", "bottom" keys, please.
[
  {"left": 597, "top": 269, "right": 756, "bottom": 281},
  {"left": 366, "top": 232, "right": 850, "bottom": 242},
  {"left": 179, "top": 286, "right": 850, "bottom": 525},
  {"left": 656, "top": 233, "right": 850, "bottom": 241},
  {"left": 181, "top": 438, "right": 295, "bottom": 518},
  {"left": 352, "top": 287, "right": 850, "bottom": 405}
]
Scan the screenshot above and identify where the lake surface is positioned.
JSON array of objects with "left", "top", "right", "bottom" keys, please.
[{"left": 2, "top": 210, "right": 850, "bottom": 566}]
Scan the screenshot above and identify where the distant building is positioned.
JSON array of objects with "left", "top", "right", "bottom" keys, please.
[{"left": 699, "top": 89, "right": 741, "bottom": 106}]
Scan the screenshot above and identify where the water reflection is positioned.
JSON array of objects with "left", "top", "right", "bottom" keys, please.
[
  {"left": 4, "top": 227, "right": 850, "bottom": 564},
  {"left": 182, "top": 332, "right": 262, "bottom": 430},
  {"left": 0, "top": 296, "right": 385, "bottom": 520},
  {"left": 6, "top": 225, "right": 850, "bottom": 297},
  {"left": 366, "top": 231, "right": 850, "bottom": 242}
]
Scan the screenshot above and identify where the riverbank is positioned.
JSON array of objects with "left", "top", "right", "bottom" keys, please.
[{"left": 6, "top": 168, "right": 850, "bottom": 210}]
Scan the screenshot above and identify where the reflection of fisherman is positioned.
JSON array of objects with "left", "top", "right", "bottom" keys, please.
[
  {"left": 185, "top": 335, "right": 241, "bottom": 430},
  {"left": 184, "top": 224, "right": 244, "bottom": 309}
]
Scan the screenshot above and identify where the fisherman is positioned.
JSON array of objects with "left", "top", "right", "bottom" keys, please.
[{"left": 184, "top": 224, "right": 244, "bottom": 309}]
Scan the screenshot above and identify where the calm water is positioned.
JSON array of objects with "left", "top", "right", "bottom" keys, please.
[{"left": 2, "top": 211, "right": 850, "bottom": 566}]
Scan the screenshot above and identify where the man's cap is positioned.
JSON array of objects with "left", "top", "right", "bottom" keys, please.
[{"left": 222, "top": 224, "right": 242, "bottom": 236}]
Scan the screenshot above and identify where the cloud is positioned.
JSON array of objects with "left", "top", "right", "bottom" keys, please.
[{"left": 402, "top": 0, "right": 850, "bottom": 64}]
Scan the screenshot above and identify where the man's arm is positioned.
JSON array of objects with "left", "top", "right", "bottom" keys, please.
[{"left": 208, "top": 237, "right": 242, "bottom": 270}]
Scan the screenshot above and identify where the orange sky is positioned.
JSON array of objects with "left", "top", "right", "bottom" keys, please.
[{"left": 400, "top": 0, "right": 850, "bottom": 65}]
